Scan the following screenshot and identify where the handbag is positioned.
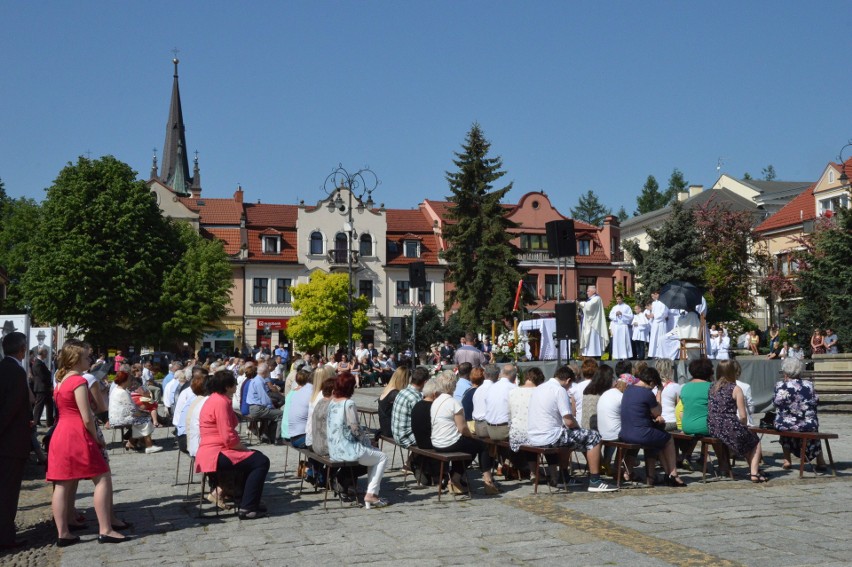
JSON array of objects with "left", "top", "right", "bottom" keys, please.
[{"left": 759, "top": 411, "right": 776, "bottom": 429}]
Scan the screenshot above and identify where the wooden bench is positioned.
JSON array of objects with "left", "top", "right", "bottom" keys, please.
[
  {"left": 357, "top": 405, "right": 379, "bottom": 429},
  {"left": 601, "top": 440, "right": 642, "bottom": 488},
  {"left": 750, "top": 427, "right": 838, "bottom": 478},
  {"left": 402, "top": 445, "right": 473, "bottom": 501},
  {"left": 292, "top": 447, "right": 361, "bottom": 509},
  {"left": 478, "top": 437, "right": 567, "bottom": 494},
  {"left": 670, "top": 432, "right": 735, "bottom": 483},
  {"left": 378, "top": 435, "right": 409, "bottom": 471}
]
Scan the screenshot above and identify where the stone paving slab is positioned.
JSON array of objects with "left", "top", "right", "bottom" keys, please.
[{"left": 54, "top": 394, "right": 852, "bottom": 567}]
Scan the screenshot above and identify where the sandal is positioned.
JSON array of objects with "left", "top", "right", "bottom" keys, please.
[
  {"left": 750, "top": 474, "right": 768, "bottom": 483},
  {"left": 665, "top": 474, "right": 686, "bottom": 488}
]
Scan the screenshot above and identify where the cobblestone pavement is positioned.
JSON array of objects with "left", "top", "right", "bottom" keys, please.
[{"left": 9, "top": 391, "right": 852, "bottom": 567}]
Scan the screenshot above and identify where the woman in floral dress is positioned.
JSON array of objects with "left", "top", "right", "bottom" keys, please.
[{"left": 773, "top": 358, "right": 827, "bottom": 469}]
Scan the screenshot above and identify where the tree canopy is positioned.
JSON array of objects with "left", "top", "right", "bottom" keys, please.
[
  {"left": 441, "top": 123, "right": 524, "bottom": 332},
  {"left": 623, "top": 200, "right": 703, "bottom": 304},
  {"left": 665, "top": 168, "right": 688, "bottom": 202},
  {"left": 0, "top": 178, "right": 40, "bottom": 314},
  {"left": 21, "top": 156, "right": 232, "bottom": 348},
  {"left": 570, "top": 190, "right": 611, "bottom": 226},
  {"left": 287, "top": 270, "right": 369, "bottom": 353},
  {"left": 634, "top": 175, "right": 668, "bottom": 216}
]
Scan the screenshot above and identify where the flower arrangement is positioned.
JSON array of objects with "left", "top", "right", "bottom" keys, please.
[{"left": 494, "top": 331, "right": 528, "bottom": 362}]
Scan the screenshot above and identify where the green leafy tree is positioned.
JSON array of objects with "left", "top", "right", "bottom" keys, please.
[
  {"left": 441, "top": 123, "right": 524, "bottom": 332},
  {"left": 623, "top": 200, "right": 703, "bottom": 304},
  {"left": 159, "top": 222, "right": 234, "bottom": 345},
  {"left": 22, "top": 156, "right": 176, "bottom": 347},
  {"left": 762, "top": 165, "right": 777, "bottom": 181},
  {"left": 570, "top": 189, "right": 611, "bottom": 226},
  {"left": 0, "top": 184, "right": 41, "bottom": 313},
  {"left": 287, "top": 271, "right": 369, "bottom": 353},
  {"left": 792, "top": 208, "right": 852, "bottom": 351},
  {"left": 743, "top": 172, "right": 753, "bottom": 180},
  {"left": 635, "top": 175, "right": 669, "bottom": 215},
  {"left": 664, "top": 168, "right": 688, "bottom": 203},
  {"left": 616, "top": 206, "right": 629, "bottom": 222}
]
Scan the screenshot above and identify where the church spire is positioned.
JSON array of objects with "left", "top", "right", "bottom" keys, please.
[
  {"left": 150, "top": 148, "right": 158, "bottom": 180},
  {"left": 159, "top": 56, "right": 191, "bottom": 193},
  {"left": 190, "top": 150, "right": 202, "bottom": 197}
]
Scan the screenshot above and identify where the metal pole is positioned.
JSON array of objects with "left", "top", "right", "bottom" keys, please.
[
  {"left": 411, "top": 305, "right": 417, "bottom": 368},
  {"left": 347, "top": 188, "right": 354, "bottom": 360}
]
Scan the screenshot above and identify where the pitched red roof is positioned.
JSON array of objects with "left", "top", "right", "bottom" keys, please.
[
  {"left": 246, "top": 229, "right": 299, "bottom": 263},
  {"left": 755, "top": 184, "right": 815, "bottom": 233},
  {"left": 201, "top": 228, "right": 242, "bottom": 256},
  {"left": 386, "top": 209, "right": 434, "bottom": 232},
  {"left": 178, "top": 197, "right": 243, "bottom": 225},
  {"left": 385, "top": 208, "right": 441, "bottom": 266},
  {"left": 244, "top": 203, "right": 298, "bottom": 228}
]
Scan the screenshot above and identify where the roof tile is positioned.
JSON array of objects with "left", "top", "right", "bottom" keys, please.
[
  {"left": 754, "top": 184, "right": 816, "bottom": 233},
  {"left": 178, "top": 197, "right": 243, "bottom": 225}
]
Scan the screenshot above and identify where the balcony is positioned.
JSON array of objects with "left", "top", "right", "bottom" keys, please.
[
  {"left": 328, "top": 249, "right": 359, "bottom": 265},
  {"left": 248, "top": 303, "right": 298, "bottom": 317},
  {"left": 518, "top": 251, "right": 575, "bottom": 266}
]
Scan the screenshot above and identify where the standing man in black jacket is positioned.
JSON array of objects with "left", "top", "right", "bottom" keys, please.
[
  {"left": 0, "top": 331, "right": 32, "bottom": 550},
  {"left": 31, "top": 346, "right": 54, "bottom": 427}
]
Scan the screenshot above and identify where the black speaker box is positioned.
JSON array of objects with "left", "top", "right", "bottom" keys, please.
[
  {"left": 409, "top": 261, "right": 427, "bottom": 288},
  {"left": 390, "top": 317, "right": 404, "bottom": 341},
  {"left": 545, "top": 220, "right": 576, "bottom": 258},
  {"left": 555, "top": 302, "right": 579, "bottom": 340}
]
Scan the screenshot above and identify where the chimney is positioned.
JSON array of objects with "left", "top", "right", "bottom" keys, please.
[
  {"left": 603, "top": 214, "right": 619, "bottom": 227},
  {"left": 688, "top": 185, "right": 703, "bottom": 197},
  {"left": 677, "top": 191, "right": 689, "bottom": 202},
  {"left": 234, "top": 185, "right": 244, "bottom": 203}
]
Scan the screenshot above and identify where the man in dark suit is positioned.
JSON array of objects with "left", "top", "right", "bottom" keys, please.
[
  {"left": 0, "top": 331, "right": 32, "bottom": 549},
  {"left": 31, "top": 346, "right": 54, "bottom": 427}
]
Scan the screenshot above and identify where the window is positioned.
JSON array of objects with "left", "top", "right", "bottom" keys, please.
[
  {"left": 387, "top": 241, "right": 399, "bottom": 254},
  {"left": 777, "top": 253, "right": 800, "bottom": 276},
  {"left": 404, "top": 240, "right": 419, "bottom": 258},
  {"left": 332, "top": 233, "right": 348, "bottom": 263},
  {"left": 579, "top": 276, "right": 596, "bottom": 297},
  {"left": 544, "top": 274, "right": 561, "bottom": 300},
  {"left": 359, "top": 280, "right": 373, "bottom": 303},
  {"left": 253, "top": 278, "right": 268, "bottom": 304},
  {"left": 523, "top": 274, "right": 539, "bottom": 299},
  {"left": 820, "top": 195, "right": 849, "bottom": 214},
  {"left": 263, "top": 235, "right": 280, "bottom": 254},
  {"left": 309, "top": 231, "right": 323, "bottom": 255},
  {"left": 276, "top": 278, "right": 292, "bottom": 304},
  {"left": 577, "top": 239, "right": 591, "bottom": 256},
  {"left": 829, "top": 170, "right": 835, "bottom": 183},
  {"left": 359, "top": 234, "right": 373, "bottom": 257},
  {"left": 417, "top": 283, "right": 432, "bottom": 305},
  {"left": 396, "top": 280, "right": 410, "bottom": 304},
  {"left": 520, "top": 234, "right": 547, "bottom": 251}
]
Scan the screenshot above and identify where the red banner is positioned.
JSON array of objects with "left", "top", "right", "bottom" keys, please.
[{"left": 256, "top": 319, "right": 288, "bottom": 330}]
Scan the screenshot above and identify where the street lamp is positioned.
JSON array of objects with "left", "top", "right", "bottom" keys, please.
[
  {"left": 322, "top": 165, "right": 379, "bottom": 358},
  {"left": 837, "top": 139, "right": 852, "bottom": 191}
]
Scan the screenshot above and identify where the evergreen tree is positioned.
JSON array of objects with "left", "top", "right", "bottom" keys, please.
[
  {"left": 792, "top": 208, "right": 852, "bottom": 351},
  {"left": 664, "top": 168, "right": 688, "bottom": 203},
  {"left": 623, "top": 200, "right": 703, "bottom": 304},
  {"left": 616, "top": 206, "right": 629, "bottom": 222},
  {"left": 635, "top": 175, "right": 669, "bottom": 215},
  {"left": 570, "top": 189, "right": 611, "bottom": 226},
  {"left": 441, "top": 123, "right": 523, "bottom": 333},
  {"left": 743, "top": 172, "right": 753, "bottom": 180},
  {"left": 762, "top": 165, "right": 777, "bottom": 181}
]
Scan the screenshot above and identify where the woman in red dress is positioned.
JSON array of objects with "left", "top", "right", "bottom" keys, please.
[{"left": 47, "top": 340, "right": 127, "bottom": 546}]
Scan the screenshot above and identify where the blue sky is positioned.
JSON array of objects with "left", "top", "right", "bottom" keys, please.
[{"left": 2, "top": 2, "right": 851, "bottom": 216}]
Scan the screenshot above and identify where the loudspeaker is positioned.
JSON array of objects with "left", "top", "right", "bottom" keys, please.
[
  {"left": 409, "top": 261, "right": 427, "bottom": 288},
  {"left": 390, "top": 317, "right": 403, "bottom": 341},
  {"left": 546, "top": 220, "right": 576, "bottom": 258},
  {"left": 555, "top": 302, "right": 579, "bottom": 340}
]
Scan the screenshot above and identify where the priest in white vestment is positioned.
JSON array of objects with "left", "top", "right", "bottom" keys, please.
[
  {"left": 647, "top": 291, "right": 670, "bottom": 358},
  {"left": 579, "top": 286, "right": 609, "bottom": 357},
  {"left": 608, "top": 294, "right": 633, "bottom": 360}
]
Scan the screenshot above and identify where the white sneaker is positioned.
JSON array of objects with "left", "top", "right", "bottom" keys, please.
[
  {"left": 587, "top": 481, "right": 618, "bottom": 493},
  {"left": 145, "top": 445, "right": 164, "bottom": 454}
]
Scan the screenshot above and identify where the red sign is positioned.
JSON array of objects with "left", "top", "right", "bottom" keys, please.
[{"left": 257, "top": 319, "right": 289, "bottom": 330}]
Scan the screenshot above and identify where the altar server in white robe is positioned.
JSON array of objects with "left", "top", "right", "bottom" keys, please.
[
  {"left": 608, "top": 294, "right": 633, "bottom": 360},
  {"left": 647, "top": 291, "right": 670, "bottom": 358},
  {"left": 579, "top": 286, "right": 609, "bottom": 357}
]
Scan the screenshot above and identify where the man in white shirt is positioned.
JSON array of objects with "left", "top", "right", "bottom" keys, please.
[
  {"left": 483, "top": 364, "right": 518, "bottom": 441},
  {"left": 471, "top": 364, "right": 499, "bottom": 437},
  {"left": 163, "top": 369, "right": 185, "bottom": 418},
  {"left": 609, "top": 294, "right": 633, "bottom": 360},
  {"left": 527, "top": 366, "right": 617, "bottom": 492},
  {"left": 142, "top": 361, "right": 162, "bottom": 402}
]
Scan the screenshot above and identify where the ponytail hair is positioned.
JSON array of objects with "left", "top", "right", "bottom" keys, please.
[{"left": 55, "top": 339, "right": 91, "bottom": 384}]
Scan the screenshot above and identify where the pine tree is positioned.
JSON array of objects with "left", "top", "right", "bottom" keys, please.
[
  {"left": 623, "top": 200, "right": 703, "bottom": 304},
  {"left": 762, "top": 165, "right": 777, "bottom": 181},
  {"left": 441, "top": 123, "right": 523, "bottom": 333},
  {"left": 616, "top": 206, "right": 629, "bottom": 222},
  {"left": 743, "top": 172, "right": 753, "bottom": 180},
  {"left": 635, "top": 175, "right": 669, "bottom": 215},
  {"left": 664, "top": 168, "right": 688, "bottom": 203},
  {"left": 569, "top": 189, "right": 611, "bottom": 226}
]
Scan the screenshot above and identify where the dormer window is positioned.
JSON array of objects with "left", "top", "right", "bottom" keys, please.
[
  {"left": 404, "top": 240, "right": 420, "bottom": 258},
  {"left": 309, "top": 231, "right": 324, "bottom": 255},
  {"left": 577, "top": 239, "right": 591, "bottom": 256},
  {"left": 263, "top": 235, "right": 281, "bottom": 254}
]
